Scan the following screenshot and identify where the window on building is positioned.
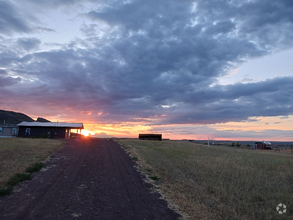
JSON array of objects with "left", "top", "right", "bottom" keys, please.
[
  {"left": 0, "top": 127, "right": 2, "bottom": 134},
  {"left": 12, "top": 127, "right": 17, "bottom": 135},
  {"left": 25, "top": 128, "right": 31, "bottom": 136}
]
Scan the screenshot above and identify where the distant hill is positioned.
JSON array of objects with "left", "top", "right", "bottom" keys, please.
[
  {"left": 0, "top": 110, "right": 51, "bottom": 125},
  {"left": 0, "top": 110, "right": 35, "bottom": 124},
  {"left": 36, "top": 117, "right": 51, "bottom": 122}
]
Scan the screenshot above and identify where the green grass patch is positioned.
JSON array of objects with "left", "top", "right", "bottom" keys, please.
[
  {"left": 118, "top": 139, "right": 293, "bottom": 220},
  {"left": 0, "top": 138, "right": 65, "bottom": 196},
  {"left": 150, "top": 175, "right": 159, "bottom": 180},
  {"left": 7, "top": 173, "right": 32, "bottom": 187},
  {"left": 0, "top": 186, "right": 13, "bottom": 196},
  {"left": 0, "top": 138, "right": 64, "bottom": 188},
  {"left": 26, "top": 162, "right": 46, "bottom": 173}
]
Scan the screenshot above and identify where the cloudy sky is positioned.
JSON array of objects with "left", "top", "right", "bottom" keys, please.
[{"left": 1, "top": 0, "right": 293, "bottom": 140}]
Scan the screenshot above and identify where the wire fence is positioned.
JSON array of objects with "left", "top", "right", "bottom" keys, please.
[{"left": 271, "top": 145, "right": 293, "bottom": 153}]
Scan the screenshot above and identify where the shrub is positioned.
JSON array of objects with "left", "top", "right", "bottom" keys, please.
[
  {"left": 150, "top": 175, "right": 159, "bottom": 180},
  {"left": 26, "top": 162, "right": 46, "bottom": 173},
  {"left": 7, "top": 173, "right": 32, "bottom": 187},
  {"left": 0, "top": 187, "right": 13, "bottom": 196}
]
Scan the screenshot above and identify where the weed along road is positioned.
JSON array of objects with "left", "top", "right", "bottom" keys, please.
[{"left": 0, "top": 139, "right": 180, "bottom": 220}]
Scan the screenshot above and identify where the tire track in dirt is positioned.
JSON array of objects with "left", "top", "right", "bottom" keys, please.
[
  {"left": 29, "top": 140, "right": 91, "bottom": 219},
  {"left": 0, "top": 140, "right": 91, "bottom": 219},
  {"left": 107, "top": 140, "right": 166, "bottom": 219},
  {"left": 0, "top": 139, "right": 180, "bottom": 220}
]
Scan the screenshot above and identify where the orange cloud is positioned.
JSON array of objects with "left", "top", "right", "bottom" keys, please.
[{"left": 80, "top": 111, "right": 92, "bottom": 116}]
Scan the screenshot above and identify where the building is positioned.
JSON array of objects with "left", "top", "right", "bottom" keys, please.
[
  {"left": 17, "top": 122, "right": 84, "bottom": 139},
  {"left": 0, "top": 124, "right": 18, "bottom": 138},
  {"left": 139, "top": 134, "right": 162, "bottom": 141},
  {"left": 254, "top": 141, "right": 272, "bottom": 150}
]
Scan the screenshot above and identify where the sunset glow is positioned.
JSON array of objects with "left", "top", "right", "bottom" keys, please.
[
  {"left": 82, "top": 115, "right": 293, "bottom": 141},
  {"left": 1, "top": 1, "right": 293, "bottom": 142},
  {"left": 81, "top": 130, "right": 95, "bottom": 137}
]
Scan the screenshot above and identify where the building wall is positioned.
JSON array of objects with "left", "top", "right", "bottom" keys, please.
[
  {"left": 0, "top": 125, "right": 18, "bottom": 138},
  {"left": 18, "top": 126, "right": 68, "bottom": 139}
]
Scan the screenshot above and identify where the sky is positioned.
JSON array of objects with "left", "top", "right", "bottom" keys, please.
[{"left": 1, "top": 0, "right": 293, "bottom": 140}]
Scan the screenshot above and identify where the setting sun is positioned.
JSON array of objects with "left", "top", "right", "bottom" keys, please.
[{"left": 81, "top": 130, "right": 94, "bottom": 136}]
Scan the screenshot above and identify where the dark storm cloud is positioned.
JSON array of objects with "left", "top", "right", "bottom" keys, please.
[
  {"left": 2, "top": 0, "right": 293, "bottom": 124},
  {"left": 0, "top": 1, "right": 32, "bottom": 35},
  {"left": 17, "top": 38, "right": 41, "bottom": 51},
  {"left": 35, "top": 27, "right": 55, "bottom": 33},
  {"left": 0, "top": 69, "right": 21, "bottom": 87},
  {"left": 0, "top": 76, "right": 21, "bottom": 87},
  {"left": 162, "top": 76, "right": 293, "bottom": 124},
  {"left": 26, "top": 0, "right": 88, "bottom": 7},
  {"left": 0, "top": 1, "right": 56, "bottom": 37},
  {"left": 0, "top": 69, "right": 6, "bottom": 75}
]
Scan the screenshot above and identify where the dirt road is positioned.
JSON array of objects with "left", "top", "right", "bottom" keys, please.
[{"left": 0, "top": 139, "right": 180, "bottom": 220}]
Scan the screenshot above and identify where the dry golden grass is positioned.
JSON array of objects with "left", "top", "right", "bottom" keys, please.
[
  {"left": 0, "top": 138, "right": 64, "bottom": 188},
  {"left": 118, "top": 139, "right": 293, "bottom": 220}
]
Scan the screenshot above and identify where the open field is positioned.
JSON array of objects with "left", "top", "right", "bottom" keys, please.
[
  {"left": 0, "top": 138, "right": 64, "bottom": 188},
  {"left": 117, "top": 139, "right": 293, "bottom": 220}
]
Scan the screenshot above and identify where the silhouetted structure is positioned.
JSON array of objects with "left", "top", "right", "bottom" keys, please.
[
  {"left": 254, "top": 141, "right": 272, "bottom": 150},
  {"left": 139, "top": 134, "right": 162, "bottom": 141},
  {"left": 18, "top": 122, "right": 83, "bottom": 139}
]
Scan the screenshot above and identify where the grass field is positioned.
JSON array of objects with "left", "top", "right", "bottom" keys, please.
[
  {"left": 0, "top": 138, "right": 64, "bottom": 188},
  {"left": 117, "top": 139, "right": 293, "bottom": 220}
]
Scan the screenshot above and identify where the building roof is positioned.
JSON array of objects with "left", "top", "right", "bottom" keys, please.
[
  {"left": 0, "top": 124, "right": 18, "bottom": 127},
  {"left": 17, "top": 121, "right": 84, "bottom": 129}
]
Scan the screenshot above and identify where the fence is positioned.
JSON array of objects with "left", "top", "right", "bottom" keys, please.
[{"left": 271, "top": 145, "right": 293, "bottom": 153}]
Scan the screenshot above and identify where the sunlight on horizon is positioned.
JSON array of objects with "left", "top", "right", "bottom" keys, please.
[
  {"left": 82, "top": 115, "right": 293, "bottom": 141},
  {"left": 42, "top": 116, "right": 293, "bottom": 141},
  {"left": 81, "top": 130, "right": 95, "bottom": 136}
]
